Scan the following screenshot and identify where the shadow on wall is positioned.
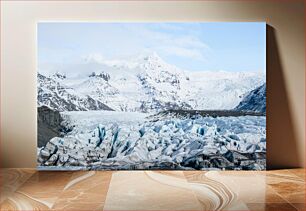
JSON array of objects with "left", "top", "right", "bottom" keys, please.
[{"left": 266, "top": 25, "right": 300, "bottom": 169}]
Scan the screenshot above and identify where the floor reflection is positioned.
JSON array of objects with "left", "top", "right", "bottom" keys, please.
[{"left": 0, "top": 169, "right": 304, "bottom": 210}]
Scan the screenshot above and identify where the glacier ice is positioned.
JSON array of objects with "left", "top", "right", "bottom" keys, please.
[{"left": 38, "top": 111, "right": 266, "bottom": 170}]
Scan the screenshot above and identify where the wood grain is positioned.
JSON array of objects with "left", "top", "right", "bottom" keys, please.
[{"left": 0, "top": 169, "right": 304, "bottom": 210}]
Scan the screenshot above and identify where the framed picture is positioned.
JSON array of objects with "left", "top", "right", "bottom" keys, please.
[{"left": 37, "top": 22, "right": 266, "bottom": 170}]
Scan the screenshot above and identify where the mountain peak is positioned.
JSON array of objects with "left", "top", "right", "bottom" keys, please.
[
  {"left": 88, "top": 71, "right": 111, "bottom": 81},
  {"left": 83, "top": 54, "right": 104, "bottom": 63},
  {"left": 137, "top": 52, "right": 163, "bottom": 63},
  {"left": 52, "top": 72, "right": 66, "bottom": 80}
]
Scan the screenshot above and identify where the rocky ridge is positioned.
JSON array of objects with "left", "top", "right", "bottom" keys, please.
[
  {"left": 235, "top": 83, "right": 266, "bottom": 113},
  {"left": 37, "top": 73, "right": 114, "bottom": 112}
]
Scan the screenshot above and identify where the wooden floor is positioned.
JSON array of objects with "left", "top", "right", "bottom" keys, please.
[{"left": 0, "top": 169, "right": 304, "bottom": 211}]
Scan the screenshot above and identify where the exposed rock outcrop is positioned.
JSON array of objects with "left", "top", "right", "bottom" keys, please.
[
  {"left": 235, "top": 83, "right": 266, "bottom": 114},
  {"left": 37, "top": 106, "right": 63, "bottom": 147}
]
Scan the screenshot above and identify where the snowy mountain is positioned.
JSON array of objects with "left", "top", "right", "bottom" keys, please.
[
  {"left": 235, "top": 83, "right": 266, "bottom": 113},
  {"left": 38, "top": 52, "right": 265, "bottom": 113},
  {"left": 37, "top": 73, "right": 113, "bottom": 111}
]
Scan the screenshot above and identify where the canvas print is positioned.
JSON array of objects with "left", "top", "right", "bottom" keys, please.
[{"left": 37, "top": 23, "right": 266, "bottom": 170}]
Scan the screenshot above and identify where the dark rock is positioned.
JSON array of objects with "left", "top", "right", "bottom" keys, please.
[
  {"left": 209, "top": 156, "right": 234, "bottom": 169},
  {"left": 89, "top": 72, "right": 111, "bottom": 81},
  {"left": 37, "top": 106, "right": 63, "bottom": 147},
  {"left": 254, "top": 152, "right": 266, "bottom": 160},
  {"left": 240, "top": 159, "right": 255, "bottom": 167},
  {"left": 223, "top": 150, "right": 249, "bottom": 163},
  {"left": 235, "top": 83, "right": 266, "bottom": 113}
]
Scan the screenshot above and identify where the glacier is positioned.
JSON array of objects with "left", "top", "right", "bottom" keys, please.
[{"left": 38, "top": 111, "right": 266, "bottom": 170}]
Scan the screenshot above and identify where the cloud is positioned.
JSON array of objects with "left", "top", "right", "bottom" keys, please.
[
  {"left": 156, "top": 46, "right": 206, "bottom": 61},
  {"left": 39, "top": 23, "right": 212, "bottom": 71},
  {"left": 170, "top": 36, "right": 209, "bottom": 49},
  {"left": 82, "top": 53, "right": 105, "bottom": 63},
  {"left": 128, "top": 24, "right": 210, "bottom": 61}
]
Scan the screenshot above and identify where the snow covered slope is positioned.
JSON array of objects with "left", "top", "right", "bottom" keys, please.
[
  {"left": 235, "top": 83, "right": 266, "bottom": 113},
  {"left": 37, "top": 73, "right": 113, "bottom": 111},
  {"left": 38, "top": 52, "right": 265, "bottom": 112}
]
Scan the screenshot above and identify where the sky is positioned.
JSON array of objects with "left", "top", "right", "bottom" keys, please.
[{"left": 38, "top": 22, "right": 266, "bottom": 72}]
